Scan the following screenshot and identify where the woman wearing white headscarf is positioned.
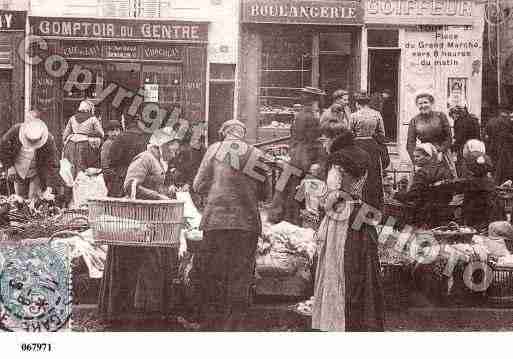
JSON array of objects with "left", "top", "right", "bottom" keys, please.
[
  {"left": 62, "top": 100, "right": 104, "bottom": 180},
  {"left": 99, "top": 129, "right": 184, "bottom": 328}
]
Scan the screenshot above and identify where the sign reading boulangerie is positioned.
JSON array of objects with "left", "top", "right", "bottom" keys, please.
[{"left": 241, "top": 0, "right": 363, "bottom": 25}]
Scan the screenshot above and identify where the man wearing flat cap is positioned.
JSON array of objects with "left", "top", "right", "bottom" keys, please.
[{"left": 269, "top": 87, "right": 325, "bottom": 225}]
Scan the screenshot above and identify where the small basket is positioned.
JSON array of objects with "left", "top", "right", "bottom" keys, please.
[
  {"left": 497, "top": 187, "right": 513, "bottom": 219},
  {"left": 487, "top": 264, "right": 513, "bottom": 308},
  {"left": 89, "top": 197, "right": 184, "bottom": 247}
]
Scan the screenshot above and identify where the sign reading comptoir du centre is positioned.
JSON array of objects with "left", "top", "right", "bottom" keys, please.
[
  {"left": 241, "top": 0, "right": 363, "bottom": 25},
  {"left": 30, "top": 17, "right": 209, "bottom": 43}
]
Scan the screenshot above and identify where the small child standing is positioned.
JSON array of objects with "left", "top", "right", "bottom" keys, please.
[
  {"left": 297, "top": 163, "right": 326, "bottom": 229},
  {"left": 100, "top": 120, "right": 122, "bottom": 196}
]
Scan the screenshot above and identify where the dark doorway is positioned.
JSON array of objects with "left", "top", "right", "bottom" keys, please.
[
  {"left": 368, "top": 49, "right": 400, "bottom": 142},
  {"left": 0, "top": 70, "right": 12, "bottom": 135},
  {"left": 208, "top": 82, "right": 234, "bottom": 144}
]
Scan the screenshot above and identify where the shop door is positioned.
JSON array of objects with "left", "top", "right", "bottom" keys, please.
[
  {"left": 368, "top": 49, "right": 400, "bottom": 141},
  {"left": 0, "top": 70, "right": 12, "bottom": 135},
  {"left": 208, "top": 83, "right": 234, "bottom": 144}
]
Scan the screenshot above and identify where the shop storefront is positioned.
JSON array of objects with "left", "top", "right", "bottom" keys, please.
[
  {"left": 29, "top": 16, "right": 208, "bottom": 148},
  {"left": 238, "top": 0, "right": 364, "bottom": 144},
  {"left": 0, "top": 10, "right": 26, "bottom": 133},
  {"left": 364, "top": 0, "right": 485, "bottom": 166}
]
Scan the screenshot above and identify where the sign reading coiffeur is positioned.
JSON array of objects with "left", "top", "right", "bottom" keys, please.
[
  {"left": 30, "top": 17, "right": 208, "bottom": 43},
  {"left": 365, "top": 0, "right": 476, "bottom": 25},
  {"left": 241, "top": 0, "right": 363, "bottom": 25}
]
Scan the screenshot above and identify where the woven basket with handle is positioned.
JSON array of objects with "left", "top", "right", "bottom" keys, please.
[{"left": 88, "top": 197, "right": 184, "bottom": 247}]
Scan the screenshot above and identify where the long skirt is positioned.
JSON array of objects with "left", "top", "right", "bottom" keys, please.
[
  {"left": 63, "top": 140, "right": 100, "bottom": 179},
  {"left": 197, "top": 230, "right": 258, "bottom": 330},
  {"left": 312, "top": 205, "right": 384, "bottom": 332},
  {"left": 98, "top": 246, "right": 180, "bottom": 322}
]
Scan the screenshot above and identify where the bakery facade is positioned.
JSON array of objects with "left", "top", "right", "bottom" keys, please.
[
  {"left": 0, "top": 10, "right": 26, "bottom": 133},
  {"left": 238, "top": 0, "right": 486, "bottom": 166},
  {"left": 28, "top": 16, "right": 209, "bottom": 148},
  {"left": 238, "top": 0, "right": 364, "bottom": 144},
  {"left": 363, "top": 0, "right": 485, "bottom": 166}
]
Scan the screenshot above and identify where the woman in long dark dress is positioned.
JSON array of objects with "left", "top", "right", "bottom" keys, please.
[
  {"left": 312, "top": 131, "right": 384, "bottom": 332},
  {"left": 407, "top": 93, "right": 456, "bottom": 177},
  {"left": 494, "top": 114, "right": 513, "bottom": 185},
  {"left": 98, "top": 129, "right": 184, "bottom": 328},
  {"left": 350, "top": 93, "right": 390, "bottom": 211}
]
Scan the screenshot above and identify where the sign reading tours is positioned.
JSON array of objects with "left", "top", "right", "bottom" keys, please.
[
  {"left": 30, "top": 17, "right": 208, "bottom": 43},
  {"left": 241, "top": 0, "right": 363, "bottom": 25},
  {"left": 0, "top": 10, "right": 26, "bottom": 31}
]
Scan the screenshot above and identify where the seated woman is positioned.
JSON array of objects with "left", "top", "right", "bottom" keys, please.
[
  {"left": 441, "top": 144, "right": 501, "bottom": 231},
  {"left": 98, "top": 129, "right": 185, "bottom": 329},
  {"left": 394, "top": 143, "right": 455, "bottom": 227}
]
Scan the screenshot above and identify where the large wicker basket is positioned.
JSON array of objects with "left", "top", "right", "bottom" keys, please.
[
  {"left": 487, "top": 264, "right": 513, "bottom": 307},
  {"left": 89, "top": 197, "right": 184, "bottom": 247}
]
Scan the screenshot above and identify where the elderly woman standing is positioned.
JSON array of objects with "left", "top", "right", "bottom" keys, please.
[
  {"left": 193, "top": 120, "right": 266, "bottom": 331},
  {"left": 99, "top": 130, "right": 184, "bottom": 328},
  {"left": 62, "top": 100, "right": 104, "bottom": 178},
  {"left": 407, "top": 93, "right": 456, "bottom": 176},
  {"left": 312, "top": 131, "right": 384, "bottom": 332}
]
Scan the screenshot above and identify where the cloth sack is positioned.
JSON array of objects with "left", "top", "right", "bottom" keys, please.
[
  {"left": 59, "top": 158, "right": 74, "bottom": 187},
  {"left": 72, "top": 169, "right": 108, "bottom": 208}
]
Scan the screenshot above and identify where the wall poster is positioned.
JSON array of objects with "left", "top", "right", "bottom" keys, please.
[{"left": 447, "top": 77, "right": 468, "bottom": 109}]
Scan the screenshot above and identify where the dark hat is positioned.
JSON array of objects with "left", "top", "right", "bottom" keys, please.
[
  {"left": 301, "top": 87, "right": 326, "bottom": 97},
  {"left": 330, "top": 145, "right": 370, "bottom": 179},
  {"left": 104, "top": 120, "right": 122, "bottom": 131}
]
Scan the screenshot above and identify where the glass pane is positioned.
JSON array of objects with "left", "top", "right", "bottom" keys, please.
[
  {"left": 320, "top": 32, "right": 352, "bottom": 54},
  {"left": 367, "top": 30, "right": 399, "bottom": 47},
  {"left": 142, "top": 64, "right": 183, "bottom": 109}
]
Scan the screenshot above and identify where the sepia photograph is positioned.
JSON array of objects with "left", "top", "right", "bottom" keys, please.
[{"left": 0, "top": 0, "right": 513, "bottom": 353}]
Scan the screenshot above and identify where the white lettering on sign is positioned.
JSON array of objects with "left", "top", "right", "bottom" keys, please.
[
  {"left": 249, "top": 4, "right": 357, "bottom": 19},
  {"left": 367, "top": 0, "right": 473, "bottom": 17},
  {"left": 140, "top": 24, "right": 200, "bottom": 40},
  {"left": 39, "top": 21, "right": 116, "bottom": 37}
]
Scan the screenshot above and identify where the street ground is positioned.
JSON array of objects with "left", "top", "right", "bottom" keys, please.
[{"left": 72, "top": 297, "right": 513, "bottom": 332}]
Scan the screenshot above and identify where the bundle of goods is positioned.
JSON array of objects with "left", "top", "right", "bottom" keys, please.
[
  {"left": 0, "top": 195, "right": 88, "bottom": 241},
  {"left": 256, "top": 221, "right": 317, "bottom": 297}
]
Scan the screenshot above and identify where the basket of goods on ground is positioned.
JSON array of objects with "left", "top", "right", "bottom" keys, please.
[
  {"left": 412, "top": 223, "right": 513, "bottom": 306},
  {"left": 88, "top": 197, "right": 184, "bottom": 247}
]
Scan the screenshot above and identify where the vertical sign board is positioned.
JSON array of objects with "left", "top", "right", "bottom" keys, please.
[{"left": 184, "top": 47, "right": 206, "bottom": 124}]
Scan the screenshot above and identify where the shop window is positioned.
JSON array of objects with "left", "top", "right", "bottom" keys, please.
[
  {"left": 320, "top": 32, "right": 352, "bottom": 54},
  {"left": 367, "top": 29, "right": 399, "bottom": 48},
  {"left": 258, "top": 29, "right": 312, "bottom": 139},
  {"left": 142, "top": 64, "right": 183, "bottom": 110}
]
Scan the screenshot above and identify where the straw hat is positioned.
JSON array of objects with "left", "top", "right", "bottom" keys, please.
[{"left": 19, "top": 119, "right": 49, "bottom": 150}]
